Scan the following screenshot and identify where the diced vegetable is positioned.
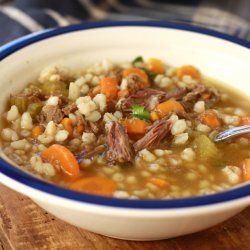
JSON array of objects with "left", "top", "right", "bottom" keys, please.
[
  {"left": 118, "top": 89, "right": 129, "bottom": 98},
  {"left": 199, "top": 110, "right": 221, "bottom": 130},
  {"left": 70, "top": 176, "right": 117, "bottom": 196},
  {"left": 132, "top": 105, "right": 150, "bottom": 122},
  {"left": 100, "top": 77, "right": 119, "bottom": 101},
  {"left": 147, "top": 58, "right": 165, "bottom": 74},
  {"left": 76, "top": 124, "right": 84, "bottom": 135},
  {"left": 123, "top": 68, "right": 149, "bottom": 86},
  {"left": 241, "top": 159, "right": 250, "bottom": 181},
  {"left": 31, "top": 126, "right": 44, "bottom": 139},
  {"left": 132, "top": 56, "right": 144, "bottom": 65},
  {"left": 193, "top": 134, "right": 219, "bottom": 162},
  {"left": 41, "top": 144, "right": 80, "bottom": 179},
  {"left": 126, "top": 118, "right": 151, "bottom": 139},
  {"left": 138, "top": 67, "right": 157, "bottom": 81},
  {"left": 149, "top": 177, "right": 169, "bottom": 188},
  {"left": 239, "top": 117, "right": 250, "bottom": 138},
  {"left": 156, "top": 100, "right": 184, "bottom": 115},
  {"left": 150, "top": 111, "right": 160, "bottom": 122},
  {"left": 27, "top": 102, "right": 43, "bottom": 119},
  {"left": 176, "top": 65, "right": 200, "bottom": 80},
  {"left": 41, "top": 81, "right": 68, "bottom": 96},
  {"left": 10, "top": 95, "right": 28, "bottom": 113},
  {"left": 61, "top": 118, "right": 73, "bottom": 138}
]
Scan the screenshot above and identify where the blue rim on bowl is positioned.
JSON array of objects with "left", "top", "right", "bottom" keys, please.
[{"left": 0, "top": 21, "right": 249, "bottom": 209}]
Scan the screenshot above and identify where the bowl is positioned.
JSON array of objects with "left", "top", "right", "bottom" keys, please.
[{"left": 0, "top": 21, "right": 249, "bottom": 241}]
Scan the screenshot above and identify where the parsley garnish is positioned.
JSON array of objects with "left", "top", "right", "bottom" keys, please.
[
  {"left": 132, "top": 105, "right": 150, "bottom": 122},
  {"left": 132, "top": 56, "right": 144, "bottom": 65}
]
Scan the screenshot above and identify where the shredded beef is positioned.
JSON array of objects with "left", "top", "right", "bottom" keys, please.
[
  {"left": 23, "top": 85, "right": 43, "bottom": 98},
  {"left": 106, "top": 121, "right": 133, "bottom": 164},
  {"left": 82, "top": 145, "right": 106, "bottom": 159},
  {"left": 126, "top": 74, "right": 146, "bottom": 94},
  {"left": 62, "top": 102, "right": 77, "bottom": 115},
  {"left": 133, "top": 120, "right": 171, "bottom": 152},
  {"left": 58, "top": 95, "right": 70, "bottom": 107},
  {"left": 37, "top": 105, "right": 63, "bottom": 125},
  {"left": 182, "top": 84, "right": 219, "bottom": 111},
  {"left": 107, "top": 67, "right": 123, "bottom": 82},
  {"left": 119, "top": 87, "right": 187, "bottom": 111},
  {"left": 12, "top": 85, "right": 44, "bottom": 104},
  {"left": 87, "top": 121, "right": 99, "bottom": 134}
]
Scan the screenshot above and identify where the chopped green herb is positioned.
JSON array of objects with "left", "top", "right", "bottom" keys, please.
[
  {"left": 139, "top": 67, "right": 157, "bottom": 81},
  {"left": 132, "top": 105, "right": 150, "bottom": 122},
  {"left": 132, "top": 56, "right": 144, "bottom": 65}
]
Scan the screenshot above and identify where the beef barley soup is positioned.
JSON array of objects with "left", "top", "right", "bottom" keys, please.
[{"left": 1, "top": 57, "right": 250, "bottom": 199}]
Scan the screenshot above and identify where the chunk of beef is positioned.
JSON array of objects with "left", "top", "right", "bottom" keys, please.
[
  {"left": 23, "top": 85, "right": 43, "bottom": 99},
  {"left": 107, "top": 67, "right": 123, "bottom": 83},
  {"left": 126, "top": 74, "right": 146, "bottom": 94},
  {"left": 82, "top": 145, "right": 106, "bottom": 159},
  {"left": 119, "top": 87, "right": 187, "bottom": 111},
  {"left": 134, "top": 120, "right": 171, "bottom": 152},
  {"left": 182, "top": 84, "right": 219, "bottom": 111},
  {"left": 12, "top": 85, "right": 44, "bottom": 105},
  {"left": 58, "top": 95, "right": 70, "bottom": 107},
  {"left": 62, "top": 102, "right": 77, "bottom": 115},
  {"left": 87, "top": 121, "right": 100, "bottom": 134},
  {"left": 106, "top": 121, "right": 133, "bottom": 164},
  {"left": 37, "top": 105, "right": 63, "bottom": 125}
]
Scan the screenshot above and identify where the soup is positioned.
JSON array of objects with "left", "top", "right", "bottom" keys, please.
[{"left": 1, "top": 57, "right": 250, "bottom": 199}]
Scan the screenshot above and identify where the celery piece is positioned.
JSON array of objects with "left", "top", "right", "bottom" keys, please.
[
  {"left": 41, "top": 81, "right": 68, "bottom": 96},
  {"left": 10, "top": 95, "right": 28, "bottom": 113},
  {"left": 194, "top": 134, "right": 220, "bottom": 162},
  {"left": 27, "top": 102, "right": 43, "bottom": 118}
]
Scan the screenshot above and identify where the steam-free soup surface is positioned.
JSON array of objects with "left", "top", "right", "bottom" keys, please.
[{"left": 1, "top": 57, "right": 250, "bottom": 199}]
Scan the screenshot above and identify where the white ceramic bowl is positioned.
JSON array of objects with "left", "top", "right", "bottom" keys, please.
[{"left": 0, "top": 21, "right": 249, "bottom": 241}]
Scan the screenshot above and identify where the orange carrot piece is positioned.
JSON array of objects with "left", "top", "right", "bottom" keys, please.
[
  {"left": 242, "top": 159, "right": 250, "bottom": 181},
  {"left": 147, "top": 58, "right": 165, "bottom": 74},
  {"left": 156, "top": 100, "right": 184, "bottom": 115},
  {"left": 150, "top": 111, "right": 160, "bottom": 122},
  {"left": 100, "top": 77, "right": 119, "bottom": 101},
  {"left": 76, "top": 124, "right": 84, "bottom": 135},
  {"left": 31, "top": 126, "right": 44, "bottom": 139},
  {"left": 126, "top": 118, "right": 151, "bottom": 139},
  {"left": 199, "top": 110, "right": 221, "bottom": 130},
  {"left": 41, "top": 144, "right": 80, "bottom": 179},
  {"left": 123, "top": 68, "right": 149, "bottom": 87},
  {"left": 176, "top": 65, "right": 200, "bottom": 80},
  {"left": 118, "top": 89, "right": 129, "bottom": 98},
  {"left": 149, "top": 177, "right": 169, "bottom": 188},
  {"left": 70, "top": 176, "right": 117, "bottom": 197},
  {"left": 239, "top": 117, "right": 250, "bottom": 138},
  {"left": 61, "top": 118, "right": 73, "bottom": 138}
]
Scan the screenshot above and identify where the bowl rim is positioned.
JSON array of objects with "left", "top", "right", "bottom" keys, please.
[{"left": 0, "top": 20, "right": 249, "bottom": 209}]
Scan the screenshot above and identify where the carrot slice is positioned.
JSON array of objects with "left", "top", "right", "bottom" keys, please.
[
  {"left": 147, "top": 58, "right": 165, "bottom": 74},
  {"left": 199, "top": 110, "right": 221, "bottom": 130},
  {"left": 122, "top": 68, "right": 149, "bottom": 87},
  {"left": 31, "top": 126, "right": 44, "bottom": 139},
  {"left": 149, "top": 177, "right": 169, "bottom": 188},
  {"left": 61, "top": 118, "right": 73, "bottom": 138},
  {"left": 150, "top": 111, "right": 160, "bottom": 122},
  {"left": 41, "top": 144, "right": 80, "bottom": 179},
  {"left": 100, "top": 77, "right": 119, "bottom": 101},
  {"left": 76, "top": 124, "right": 84, "bottom": 135},
  {"left": 242, "top": 159, "right": 250, "bottom": 181},
  {"left": 176, "top": 65, "right": 200, "bottom": 80},
  {"left": 70, "top": 176, "right": 117, "bottom": 197},
  {"left": 156, "top": 100, "right": 184, "bottom": 115},
  {"left": 126, "top": 118, "right": 151, "bottom": 139},
  {"left": 118, "top": 89, "right": 129, "bottom": 98},
  {"left": 239, "top": 117, "right": 250, "bottom": 138}
]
